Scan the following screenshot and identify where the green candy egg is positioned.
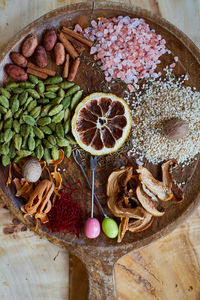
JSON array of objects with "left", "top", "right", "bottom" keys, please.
[{"left": 102, "top": 218, "right": 119, "bottom": 239}]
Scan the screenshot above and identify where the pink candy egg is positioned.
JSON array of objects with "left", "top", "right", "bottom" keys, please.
[{"left": 84, "top": 218, "right": 101, "bottom": 239}]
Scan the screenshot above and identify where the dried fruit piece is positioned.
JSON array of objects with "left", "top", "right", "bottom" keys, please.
[
  {"left": 136, "top": 184, "right": 165, "bottom": 216},
  {"left": 128, "top": 213, "right": 154, "bottom": 233},
  {"left": 137, "top": 164, "right": 173, "bottom": 201},
  {"left": 72, "top": 93, "right": 132, "bottom": 155}
]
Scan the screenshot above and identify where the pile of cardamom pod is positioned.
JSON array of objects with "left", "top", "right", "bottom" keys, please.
[{"left": 0, "top": 74, "right": 82, "bottom": 166}]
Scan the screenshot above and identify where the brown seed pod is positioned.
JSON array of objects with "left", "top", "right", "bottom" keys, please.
[
  {"left": 43, "top": 29, "right": 57, "bottom": 51},
  {"left": 21, "top": 33, "right": 38, "bottom": 58},
  {"left": 34, "top": 45, "right": 48, "bottom": 67},
  {"left": 54, "top": 42, "right": 65, "bottom": 65},
  {"left": 10, "top": 52, "right": 27, "bottom": 68},
  {"left": 5, "top": 64, "right": 28, "bottom": 81}
]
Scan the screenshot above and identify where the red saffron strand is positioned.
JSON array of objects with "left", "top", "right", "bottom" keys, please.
[{"left": 46, "top": 181, "right": 83, "bottom": 238}]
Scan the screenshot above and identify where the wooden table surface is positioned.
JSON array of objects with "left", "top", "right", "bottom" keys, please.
[{"left": 0, "top": 1, "right": 200, "bottom": 299}]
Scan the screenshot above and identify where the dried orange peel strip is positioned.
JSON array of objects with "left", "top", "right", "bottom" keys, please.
[
  {"left": 49, "top": 149, "right": 64, "bottom": 165},
  {"left": 6, "top": 162, "right": 12, "bottom": 186},
  {"left": 52, "top": 165, "right": 62, "bottom": 190}
]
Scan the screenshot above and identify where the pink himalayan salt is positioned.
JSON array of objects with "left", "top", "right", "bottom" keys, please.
[
  {"left": 170, "top": 63, "right": 176, "bottom": 68},
  {"left": 174, "top": 56, "right": 179, "bottom": 62},
  {"left": 74, "top": 16, "right": 170, "bottom": 84}
]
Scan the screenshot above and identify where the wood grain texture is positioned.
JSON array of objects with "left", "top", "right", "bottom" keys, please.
[
  {"left": 0, "top": 1, "right": 200, "bottom": 300},
  {"left": 0, "top": 202, "right": 69, "bottom": 300},
  {"left": 115, "top": 208, "right": 200, "bottom": 300}
]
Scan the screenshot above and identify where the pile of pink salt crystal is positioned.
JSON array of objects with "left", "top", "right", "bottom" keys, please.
[{"left": 74, "top": 16, "right": 171, "bottom": 88}]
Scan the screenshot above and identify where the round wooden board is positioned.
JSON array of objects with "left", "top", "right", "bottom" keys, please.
[{"left": 0, "top": 2, "right": 200, "bottom": 299}]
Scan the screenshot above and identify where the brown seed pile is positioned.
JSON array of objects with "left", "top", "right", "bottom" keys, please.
[{"left": 126, "top": 71, "right": 200, "bottom": 164}]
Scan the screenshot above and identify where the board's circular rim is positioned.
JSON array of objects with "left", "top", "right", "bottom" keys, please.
[{"left": 0, "top": 1, "right": 200, "bottom": 253}]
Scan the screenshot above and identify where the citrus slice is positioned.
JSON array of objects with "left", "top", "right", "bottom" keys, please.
[{"left": 71, "top": 93, "right": 132, "bottom": 155}]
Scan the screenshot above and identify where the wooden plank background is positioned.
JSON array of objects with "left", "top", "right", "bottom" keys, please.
[{"left": 0, "top": 0, "right": 200, "bottom": 299}]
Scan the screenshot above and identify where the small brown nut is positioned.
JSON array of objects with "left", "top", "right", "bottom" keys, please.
[
  {"left": 5, "top": 64, "right": 28, "bottom": 81},
  {"left": 163, "top": 118, "right": 189, "bottom": 140},
  {"left": 21, "top": 33, "right": 38, "bottom": 57},
  {"left": 22, "top": 159, "right": 42, "bottom": 183},
  {"left": 43, "top": 29, "right": 57, "bottom": 51},
  {"left": 34, "top": 45, "right": 48, "bottom": 67},
  {"left": 10, "top": 52, "right": 27, "bottom": 68},
  {"left": 54, "top": 42, "right": 65, "bottom": 65}
]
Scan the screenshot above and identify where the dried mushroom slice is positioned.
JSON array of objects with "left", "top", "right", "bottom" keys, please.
[
  {"left": 71, "top": 93, "right": 132, "bottom": 155},
  {"left": 107, "top": 167, "right": 133, "bottom": 196}
]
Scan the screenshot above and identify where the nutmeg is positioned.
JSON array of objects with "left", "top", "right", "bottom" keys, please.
[
  {"left": 22, "top": 159, "right": 42, "bottom": 182},
  {"left": 163, "top": 118, "right": 189, "bottom": 140}
]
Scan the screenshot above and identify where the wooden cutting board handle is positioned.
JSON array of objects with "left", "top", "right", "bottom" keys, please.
[{"left": 68, "top": 251, "right": 117, "bottom": 300}]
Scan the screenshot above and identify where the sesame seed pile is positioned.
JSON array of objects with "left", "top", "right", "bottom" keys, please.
[{"left": 127, "top": 72, "right": 200, "bottom": 164}]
